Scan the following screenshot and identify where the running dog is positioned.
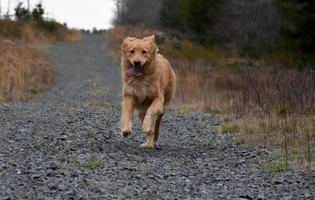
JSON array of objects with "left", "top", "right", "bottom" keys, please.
[{"left": 120, "top": 35, "right": 176, "bottom": 148}]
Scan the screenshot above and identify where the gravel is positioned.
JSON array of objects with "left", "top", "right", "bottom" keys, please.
[{"left": 0, "top": 33, "right": 314, "bottom": 199}]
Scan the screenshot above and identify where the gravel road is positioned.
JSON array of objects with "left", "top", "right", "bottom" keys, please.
[{"left": 0, "top": 34, "right": 314, "bottom": 199}]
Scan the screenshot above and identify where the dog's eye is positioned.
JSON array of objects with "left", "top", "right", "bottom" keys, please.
[
  {"left": 142, "top": 50, "right": 147, "bottom": 54},
  {"left": 130, "top": 50, "right": 135, "bottom": 54}
]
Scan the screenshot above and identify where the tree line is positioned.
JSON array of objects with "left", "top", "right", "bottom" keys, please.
[
  {"left": 13, "top": 2, "right": 64, "bottom": 33},
  {"left": 113, "top": 0, "right": 315, "bottom": 65}
]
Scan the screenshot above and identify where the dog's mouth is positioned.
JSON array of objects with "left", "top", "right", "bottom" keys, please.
[{"left": 125, "top": 63, "right": 145, "bottom": 78}]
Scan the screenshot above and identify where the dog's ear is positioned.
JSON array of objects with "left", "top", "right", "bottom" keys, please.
[
  {"left": 143, "top": 35, "right": 158, "bottom": 53},
  {"left": 121, "top": 36, "right": 136, "bottom": 52},
  {"left": 143, "top": 35, "right": 155, "bottom": 43}
]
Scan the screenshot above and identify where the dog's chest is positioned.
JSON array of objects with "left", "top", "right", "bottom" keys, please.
[{"left": 124, "top": 78, "right": 157, "bottom": 102}]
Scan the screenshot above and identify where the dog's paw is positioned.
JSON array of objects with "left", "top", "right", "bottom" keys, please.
[
  {"left": 122, "top": 131, "right": 131, "bottom": 137},
  {"left": 140, "top": 142, "right": 155, "bottom": 149}
]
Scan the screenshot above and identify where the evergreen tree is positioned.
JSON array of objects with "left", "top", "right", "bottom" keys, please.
[
  {"left": 14, "top": 2, "right": 30, "bottom": 21},
  {"left": 160, "top": 0, "right": 220, "bottom": 44},
  {"left": 179, "top": 0, "right": 218, "bottom": 34},
  {"left": 160, "top": 0, "right": 184, "bottom": 30},
  {"left": 276, "top": 0, "right": 315, "bottom": 63},
  {"left": 32, "top": 3, "right": 44, "bottom": 22}
]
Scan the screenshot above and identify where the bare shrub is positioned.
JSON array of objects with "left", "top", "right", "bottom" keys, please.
[
  {"left": 113, "top": 0, "right": 162, "bottom": 27},
  {"left": 215, "top": 0, "right": 281, "bottom": 48}
]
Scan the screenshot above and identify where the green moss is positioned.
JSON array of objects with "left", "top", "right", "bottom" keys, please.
[
  {"left": 206, "top": 108, "right": 221, "bottom": 115},
  {"left": 264, "top": 161, "right": 289, "bottom": 173},
  {"left": 197, "top": 122, "right": 209, "bottom": 129},
  {"left": 85, "top": 131, "right": 94, "bottom": 139},
  {"left": 273, "top": 100, "right": 295, "bottom": 115},
  {"left": 236, "top": 137, "right": 245, "bottom": 145},
  {"left": 79, "top": 160, "right": 103, "bottom": 170},
  {"left": 86, "top": 101, "right": 114, "bottom": 111},
  {"left": 30, "top": 88, "right": 40, "bottom": 95},
  {"left": 220, "top": 124, "right": 240, "bottom": 133}
]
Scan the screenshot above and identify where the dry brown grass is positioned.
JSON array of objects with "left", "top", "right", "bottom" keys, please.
[
  {"left": 0, "top": 20, "right": 81, "bottom": 43},
  {"left": 106, "top": 26, "right": 315, "bottom": 170},
  {"left": 0, "top": 39, "right": 55, "bottom": 101},
  {"left": 63, "top": 30, "right": 81, "bottom": 42},
  {"left": 0, "top": 20, "right": 44, "bottom": 42},
  {"left": 0, "top": 19, "right": 81, "bottom": 102}
]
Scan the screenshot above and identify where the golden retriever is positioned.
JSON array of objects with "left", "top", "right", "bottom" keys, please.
[{"left": 120, "top": 35, "right": 176, "bottom": 148}]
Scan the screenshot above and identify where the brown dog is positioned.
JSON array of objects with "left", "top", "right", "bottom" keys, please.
[{"left": 120, "top": 35, "right": 176, "bottom": 148}]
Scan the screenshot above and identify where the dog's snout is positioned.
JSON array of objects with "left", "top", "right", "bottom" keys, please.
[{"left": 134, "top": 61, "right": 141, "bottom": 66}]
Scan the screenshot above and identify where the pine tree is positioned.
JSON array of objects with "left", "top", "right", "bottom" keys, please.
[
  {"left": 14, "top": 2, "right": 30, "bottom": 21},
  {"left": 160, "top": 0, "right": 183, "bottom": 30},
  {"left": 179, "top": 0, "right": 218, "bottom": 34},
  {"left": 276, "top": 0, "right": 315, "bottom": 63},
  {"left": 32, "top": 3, "right": 45, "bottom": 22},
  {"left": 160, "top": 0, "right": 220, "bottom": 44}
]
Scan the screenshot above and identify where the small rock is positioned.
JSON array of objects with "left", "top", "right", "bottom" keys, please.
[
  {"left": 304, "top": 193, "right": 312, "bottom": 198},
  {"left": 257, "top": 190, "right": 265, "bottom": 200},
  {"left": 0, "top": 196, "right": 11, "bottom": 200},
  {"left": 57, "top": 183, "right": 69, "bottom": 191},
  {"left": 48, "top": 162, "right": 59, "bottom": 170},
  {"left": 238, "top": 194, "right": 253, "bottom": 200},
  {"left": 280, "top": 193, "right": 293, "bottom": 200},
  {"left": 273, "top": 179, "right": 284, "bottom": 185},
  {"left": 31, "top": 173, "right": 41, "bottom": 179},
  {"left": 19, "top": 128, "right": 28, "bottom": 133},
  {"left": 48, "top": 184, "right": 58, "bottom": 190},
  {"left": 44, "top": 196, "right": 55, "bottom": 200}
]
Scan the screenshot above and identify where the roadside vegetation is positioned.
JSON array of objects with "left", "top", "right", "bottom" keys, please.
[
  {"left": 0, "top": 39, "right": 54, "bottom": 101},
  {"left": 0, "top": 3, "right": 80, "bottom": 101},
  {"left": 108, "top": 0, "right": 315, "bottom": 170}
]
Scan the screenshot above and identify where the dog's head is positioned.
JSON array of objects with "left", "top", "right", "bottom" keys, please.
[{"left": 121, "top": 35, "right": 158, "bottom": 78}]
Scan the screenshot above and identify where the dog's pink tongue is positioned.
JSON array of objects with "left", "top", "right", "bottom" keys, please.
[
  {"left": 126, "top": 66, "right": 136, "bottom": 78},
  {"left": 126, "top": 66, "right": 142, "bottom": 78}
]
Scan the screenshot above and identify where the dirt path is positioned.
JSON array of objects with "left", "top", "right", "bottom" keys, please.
[{"left": 0, "top": 34, "right": 314, "bottom": 199}]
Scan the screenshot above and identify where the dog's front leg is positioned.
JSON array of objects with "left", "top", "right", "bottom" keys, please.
[
  {"left": 141, "top": 98, "right": 163, "bottom": 148},
  {"left": 121, "top": 96, "right": 134, "bottom": 137}
]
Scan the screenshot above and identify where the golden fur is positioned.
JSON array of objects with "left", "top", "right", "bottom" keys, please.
[{"left": 120, "top": 35, "right": 176, "bottom": 148}]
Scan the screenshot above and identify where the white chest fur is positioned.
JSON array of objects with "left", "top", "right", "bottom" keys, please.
[{"left": 124, "top": 77, "right": 157, "bottom": 102}]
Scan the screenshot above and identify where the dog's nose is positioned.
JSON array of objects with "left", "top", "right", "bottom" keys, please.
[{"left": 134, "top": 61, "right": 141, "bottom": 66}]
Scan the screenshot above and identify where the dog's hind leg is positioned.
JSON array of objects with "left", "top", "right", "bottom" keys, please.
[{"left": 154, "top": 114, "right": 164, "bottom": 143}]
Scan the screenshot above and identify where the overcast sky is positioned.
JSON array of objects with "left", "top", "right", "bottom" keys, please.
[{"left": 0, "top": 0, "right": 116, "bottom": 30}]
